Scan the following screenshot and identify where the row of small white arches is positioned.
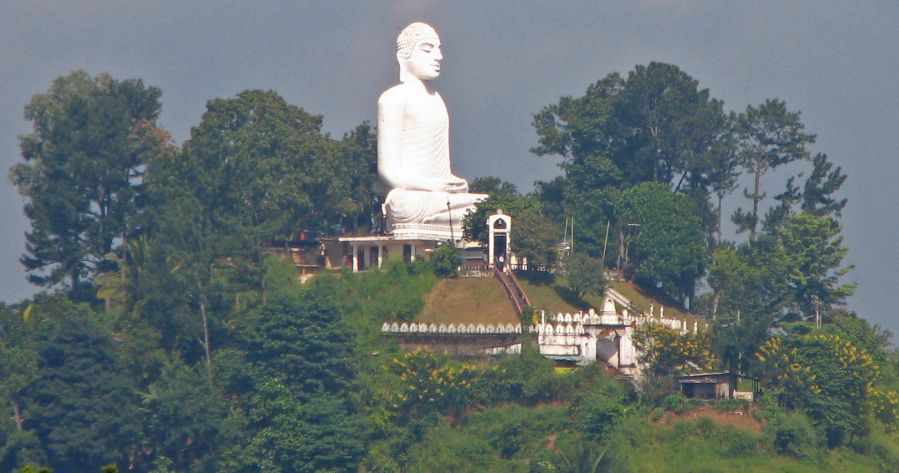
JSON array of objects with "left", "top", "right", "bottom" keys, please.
[
  {"left": 381, "top": 322, "right": 522, "bottom": 334},
  {"left": 380, "top": 322, "right": 591, "bottom": 335}
]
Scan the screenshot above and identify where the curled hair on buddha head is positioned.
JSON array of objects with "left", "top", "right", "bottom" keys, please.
[{"left": 396, "top": 22, "right": 439, "bottom": 59}]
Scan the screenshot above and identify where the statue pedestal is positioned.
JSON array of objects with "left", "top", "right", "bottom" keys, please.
[{"left": 389, "top": 222, "right": 462, "bottom": 242}]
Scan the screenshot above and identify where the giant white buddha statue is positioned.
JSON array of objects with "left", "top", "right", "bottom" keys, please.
[{"left": 378, "top": 22, "right": 486, "bottom": 236}]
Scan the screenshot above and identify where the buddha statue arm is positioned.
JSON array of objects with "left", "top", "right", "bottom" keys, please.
[{"left": 377, "top": 90, "right": 468, "bottom": 193}]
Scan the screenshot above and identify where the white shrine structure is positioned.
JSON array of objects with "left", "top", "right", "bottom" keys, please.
[{"left": 381, "top": 289, "right": 702, "bottom": 380}]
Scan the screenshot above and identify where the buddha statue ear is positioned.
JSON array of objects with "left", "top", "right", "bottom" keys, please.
[{"left": 397, "top": 52, "right": 409, "bottom": 83}]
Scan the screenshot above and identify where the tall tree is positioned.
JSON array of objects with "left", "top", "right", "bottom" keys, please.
[
  {"left": 801, "top": 152, "right": 847, "bottom": 221},
  {"left": 614, "top": 62, "right": 728, "bottom": 188},
  {"left": 707, "top": 246, "right": 785, "bottom": 373},
  {"left": 732, "top": 99, "right": 815, "bottom": 241},
  {"left": 616, "top": 182, "right": 708, "bottom": 303},
  {"left": 532, "top": 63, "right": 728, "bottom": 192},
  {"left": 532, "top": 63, "right": 730, "bottom": 256},
  {"left": 239, "top": 290, "right": 356, "bottom": 398},
  {"left": 560, "top": 253, "right": 606, "bottom": 300},
  {"left": 10, "top": 71, "right": 171, "bottom": 297},
  {"left": 179, "top": 89, "right": 375, "bottom": 244},
  {"left": 766, "top": 211, "right": 854, "bottom": 321},
  {"left": 340, "top": 122, "right": 380, "bottom": 234},
  {"left": 705, "top": 124, "right": 741, "bottom": 243},
  {"left": 225, "top": 289, "right": 366, "bottom": 472},
  {"left": 142, "top": 359, "right": 230, "bottom": 472},
  {"left": 22, "top": 297, "right": 139, "bottom": 473}
]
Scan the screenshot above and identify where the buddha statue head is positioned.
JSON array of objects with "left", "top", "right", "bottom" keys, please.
[{"left": 396, "top": 22, "right": 442, "bottom": 83}]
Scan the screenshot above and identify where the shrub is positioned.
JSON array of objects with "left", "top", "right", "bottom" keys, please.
[
  {"left": 431, "top": 244, "right": 461, "bottom": 278},
  {"left": 721, "top": 430, "right": 759, "bottom": 458},
  {"left": 571, "top": 393, "right": 626, "bottom": 441},
  {"left": 662, "top": 393, "right": 687, "bottom": 413},
  {"left": 494, "top": 343, "right": 562, "bottom": 404},
  {"left": 764, "top": 410, "right": 821, "bottom": 459}
]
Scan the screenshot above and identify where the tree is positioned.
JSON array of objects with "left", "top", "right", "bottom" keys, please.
[
  {"left": 0, "top": 305, "right": 43, "bottom": 471},
  {"left": 531, "top": 72, "right": 626, "bottom": 257},
  {"left": 801, "top": 153, "right": 847, "bottom": 221},
  {"left": 531, "top": 63, "right": 731, "bottom": 257},
  {"left": 514, "top": 211, "right": 562, "bottom": 269},
  {"left": 462, "top": 192, "right": 542, "bottom": 244},
  {"left": 766, "top": 211, "right": 854, "bottom": 321},
  {"left": 762, "top": 152, "right": 847, "bottom": 232},
  {"left": 732, "top": 99, "right": 815, "bottom": 240},
  {"left": 616, "top": 183, "right": 708, "bottom": 303},
  {"left": 633, "top": 323, "right": 712, "bottom": 376},
  {"left": 239, "top": 290, "right": 356, "bottom": 397},
  {"left": 532, "top": 63, "right": 728, "bottom": 191},
  {"left": 707, "top": 244, "right": 788, "bottom": 374},
  {"left": 221, "top": 380, "right": 366, "bottom": 473},
  {"left": 179, "top": 89, "right": 376, "bottom": 242},
  {"left": 22, "top": 297, "right": 139, "bottom": 473},
  {"left": 337, "top": 122, "right": 380, "bottom": 234},
  {"left": 225, "top": 289, "right": 366, "bottom": 472},
  {"left": 142, "top": 359, "right": 230, "bottom": 472},
  {"left": 705, "top": 125, "right": 741, "bottom": 243},
  {"left": 431, "top": 244, "right": 462, "bottom": 278},
  {"left": 468, "top": 176, "right": 518, "bottom": 196},
  {"left": 560, "top": 254, "right": 606, "bottom": 300},
  {"left": 758, "top": 333, "right": 879, "bottom": 446},
  {"left": 143, "top": 175, "right": 228, "bottom": 384},
  {"left": 614, "top": 62, "right": 729, "bottom": 188},
  {"left": 141, "top": 90, "right": 377, "bottom": 383},
  {"left": 9, "top": 71, "right": 171, "bottom": 297}
]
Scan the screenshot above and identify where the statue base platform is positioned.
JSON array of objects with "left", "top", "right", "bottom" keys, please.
[
  {"left": 388, "top": 222, "right": 463, "bottom": 242},
  {"left": 338, "top": 224, "right": 465, "bottom": 273}
]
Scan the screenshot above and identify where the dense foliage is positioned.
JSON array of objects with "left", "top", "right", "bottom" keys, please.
[{"left": 3, "top": 67, "right": 895, "bottom": 472}]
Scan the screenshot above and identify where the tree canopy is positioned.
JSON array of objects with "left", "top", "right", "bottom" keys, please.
[{"left": 10, "top": 71, "right": 171, "bottom": 297}]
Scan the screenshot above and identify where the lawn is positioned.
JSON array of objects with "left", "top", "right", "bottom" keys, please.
[
  {"left": 515, "top": 271, "right": 698, "bottom": 324},
  {"left": 417, "top": 276, "right": 520, "bottom": 325}
]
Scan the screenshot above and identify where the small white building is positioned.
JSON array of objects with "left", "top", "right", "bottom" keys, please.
[{"left": 536, "top": 297, "right": 699, "bottom": 379}]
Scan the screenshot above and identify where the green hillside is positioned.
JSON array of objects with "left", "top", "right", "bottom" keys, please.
[{"left": 516, "top": 271, "right": 696, "bottom": 323}]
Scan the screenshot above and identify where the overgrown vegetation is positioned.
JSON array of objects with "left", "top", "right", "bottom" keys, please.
[{"left": 2, "top": 65, "right": 896, "bottom": 472}]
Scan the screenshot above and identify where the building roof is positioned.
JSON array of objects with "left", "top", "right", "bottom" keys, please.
[{"left": 676, "top": 372, "right": 759, "bottom": 382}]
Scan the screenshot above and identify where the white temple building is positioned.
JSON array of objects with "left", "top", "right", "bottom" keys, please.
[{"left": 535, "top": 296, "right": 698, "bottom": 378}]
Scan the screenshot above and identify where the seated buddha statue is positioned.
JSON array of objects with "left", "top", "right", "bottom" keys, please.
[{"left": 377, "top": 22, "right": 486, "bottom": 232}]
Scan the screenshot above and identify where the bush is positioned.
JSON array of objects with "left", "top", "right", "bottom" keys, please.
[
  {"left": 764, "top": 410, "right": 821, "bottom": 459},
  {"left": 493, "top": 343, "right": 562, "bottom": 404},
  {"left": 571, "top": 393, "right": 626, "bottom": 441},
  {"left": 721, "top": 430, "right": 759, "bottom": 458},
  {"left": 431, "top": 244, "right": 461, "bottom": 278},
  {"left": 662, "top": 393, "right": 687, "bottom": 413}
]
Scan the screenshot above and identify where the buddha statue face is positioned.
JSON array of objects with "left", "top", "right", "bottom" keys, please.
[{"left": 396, "top": 22, "right": 442, "bottom": 83}]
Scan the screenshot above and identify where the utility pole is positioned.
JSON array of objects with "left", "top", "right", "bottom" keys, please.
[
  {"left": 570, "top": 216, "right": 574, "bottom": 255},
  {"left": 601, "top": 220, "right": 610, "bottom": 266},
  {"left": 446, "top": 200, "right": 454, "bottom": 245},
  {"left": 813, "top": 295, "right": 821, "bottom": 328}
]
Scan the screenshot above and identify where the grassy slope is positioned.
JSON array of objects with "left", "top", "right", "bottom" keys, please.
[
  {"left": 417, "top": 277, "right": 520, "bottom": 325},
  {"left": 516, "top": 272, "right": 698, "bottom": 324},
  {"left": 399, "top": 402, "right": 890, "bottom": 473}
]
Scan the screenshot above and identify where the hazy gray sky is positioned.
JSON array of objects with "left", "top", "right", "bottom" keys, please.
[{"left": 2, "top": 1, "right": 896, "bottom": 335}]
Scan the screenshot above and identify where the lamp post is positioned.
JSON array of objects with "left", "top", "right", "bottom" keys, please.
[{"left": 446, "top": 200, "right": 455, "bottom": 245}]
